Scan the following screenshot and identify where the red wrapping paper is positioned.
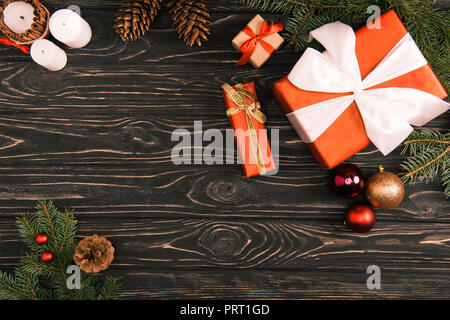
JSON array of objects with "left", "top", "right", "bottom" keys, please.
[{"left": 223, "top": 82, "right": 276, "bottom": 177}]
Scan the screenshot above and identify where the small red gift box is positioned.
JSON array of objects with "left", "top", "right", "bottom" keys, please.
[
  {"left": 232, "top": 14, "right": 284, "bottom": 68},
  {"left": 273, "top": 10, "right": 448, "bottom": 168},
  {"left": 222, "top": 82, "right": 276, "bottom": 177}
]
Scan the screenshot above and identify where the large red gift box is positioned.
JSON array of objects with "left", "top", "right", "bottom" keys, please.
[{"left": 272, "top": 10, "right": 447, "bottom": 168}]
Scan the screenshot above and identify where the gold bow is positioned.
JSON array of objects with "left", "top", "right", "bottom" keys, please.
[{"left": 222, "top": 83, "right": 267, "bottom": 175}]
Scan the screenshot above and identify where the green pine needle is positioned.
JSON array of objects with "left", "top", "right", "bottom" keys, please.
[
  {"left": 0, "top": 270, "right": 38, "bottom": 300},
  {"left": 400, "top": 129, "right": 450, "bottom": 198},
  {"left": 97, "top": 275, "right": 124, "bottom": 300},
  {"left": 0, "top": 201, "right": 123, "bottom": 300}
]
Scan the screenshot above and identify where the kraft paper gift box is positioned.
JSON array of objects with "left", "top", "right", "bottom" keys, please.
[
  {"left": 222, "top": 82, "right": 276, "bottom": 177},
  {"left": 272, "top": 10, "right": 448, "bottom": 168},
  {"left": 232, "top": 14, "right": 284, "bottom": 68}
]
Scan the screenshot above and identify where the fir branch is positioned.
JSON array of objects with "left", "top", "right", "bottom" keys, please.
[
  {"left": 39, "top": 201, "right": 58, "bottom": 248},
  {"left": 400, "top": 129, "right": 449, "bottom": 197},
  {"left": 0, "top": 268, "right": 54, "bottom": 300},
  {"left": 56, "top": 209, "right": 77, "bottom": 262},
  {"left": 404, "top": 146, "right": 449, "bottom": 179},
  {"left": 21, "top": 254, "right": 60, "bottom": 277},
  {"left": 0, "top": 271, "right": 37, "bottom": 300},
  {"left": 20, "top": 272, "right": 40, "bottom": 300},
  {"left": 21, "top": 216, "right": 36, "bottom": 238},
  {"left": 0, "top": 283, "right": 37, "bottom": 300},
  {"left": 401, "top": 129, "right": 450, "bottom": 156},
  {"left": 404, "top": 139, "right": 450, "bottom": 145},
  {"left": 57, "top": 209, "right": 71, "bottom": 255},
  {"left": 78, "top": 274, "right": 97, "bottom": 300},
  {"left": 54, "top": 251, "right": 76, "bottom": 300},
  {"left": 1, "top": 201, "right": 123, "bottom": 300},
  {"left": 17, "top": 214, "right": 42, "bottom": 253},
  {"left": 97, "top": 276, "right": 124, "bottom": 300},
  {"left": 288, "top": 7, "right": 312, "bottom": 46},
  {"left": 238, "top": 0, "right": 299, "bottom": 14},
  {"left": 32, "top": 201, "right": 77, "bottom": 299},
  {"left": 283, "top": 0, "right": 350, "bottom": 9}
]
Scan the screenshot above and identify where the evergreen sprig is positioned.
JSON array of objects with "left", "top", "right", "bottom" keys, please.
[
  {"left": 400, "top": 129, "right": 450, "bottom": 198},
  {"left": 0, "top": 201, "right": 123, "bottom": 300},
  {"left": 237, "top": 0, "right": 449, "bottom": 91}
]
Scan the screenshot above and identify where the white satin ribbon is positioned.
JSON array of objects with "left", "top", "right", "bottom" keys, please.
[{"left": 286, "top": 22, "right": 449, "bottom": 155}]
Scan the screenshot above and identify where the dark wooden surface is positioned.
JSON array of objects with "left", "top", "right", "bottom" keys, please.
[{"left": 0, "top": 0, "right": 449, "bottom": 299}]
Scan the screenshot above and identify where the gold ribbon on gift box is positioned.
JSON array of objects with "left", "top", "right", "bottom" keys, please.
[{"left": 222, "top": 83, "right": 267, "bottom": 175}]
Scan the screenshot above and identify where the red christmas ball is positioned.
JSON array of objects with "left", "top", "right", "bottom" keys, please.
[
  {"left": 35, "top": 233, "right": 49, "bottom": 245},
  {"left": 41, "top": 251, "right": 53, "bottom": 263},
  {"left": 331, "top": 163, "right": 364, "bottom": 198},
  {"left": 345, "top": 204, "right": 376, "bottom": 233}
]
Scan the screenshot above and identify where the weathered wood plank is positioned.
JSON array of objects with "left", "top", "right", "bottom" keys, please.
[
  {"left": 0, "top": 166, "right": 447, "bottom": 221},
  {"left": 0, "top": 114, "right": 445, "bottom": 168},
  {"left": 1, "top": 217, "right": 449, "bottom": 274},
  {"left": 117, "top": 269, "right": 450, "bottom": 299}
]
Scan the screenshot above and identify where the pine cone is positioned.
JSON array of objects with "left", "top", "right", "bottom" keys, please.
[
  {"left": 113, "top": 0, "right": 162, "bottom": 41},
  {"left": 169, "top": 0, "right": 211, "bottom": 47},
  {"left": 74, "top": 235, "right": 115, "bottom": 273}
]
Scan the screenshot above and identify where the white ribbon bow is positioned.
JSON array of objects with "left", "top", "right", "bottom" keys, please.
[{"left": 286, "top": 22, "right": 449, "bottom": 155}]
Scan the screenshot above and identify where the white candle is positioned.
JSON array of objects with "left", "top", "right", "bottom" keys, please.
[
  {"left": 30, "top": 39, "right": 67, "bottom": 71},
  {"left": 49, "top": 9, "right": 91, "bottom": 48},
  {"left": 2, "top": 1, "right": 35, "bottom": 34}
]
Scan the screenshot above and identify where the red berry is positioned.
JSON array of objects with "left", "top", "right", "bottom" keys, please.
[
  {"left": 41, "top": 251, "right": 53, "bottom": 263},
  {"left": 35, "top": 233, "right": 49, "bottom": 245}
]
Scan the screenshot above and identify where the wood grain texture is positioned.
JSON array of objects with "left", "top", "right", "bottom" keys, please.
[{"left": 0, "top": 0, "right": 448, "bottom": 299}]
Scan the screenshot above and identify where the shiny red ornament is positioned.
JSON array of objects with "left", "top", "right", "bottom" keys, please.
[
  {"left": 331, "top": 163, "right": 364, "bottom": 198},
  {"left": 41, "top": 251, "right": 53, "bottom": 263},
  {"left": 35, "top": 233, "right": 49, "bottom": 245},
  {"left": 345, "top": 204, "right": 376, "bottom": 233}
]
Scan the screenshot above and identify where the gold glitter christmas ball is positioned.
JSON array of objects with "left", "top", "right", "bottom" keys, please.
[{"left": 365, "top": 166, "right": 405, "bottom": 209}]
